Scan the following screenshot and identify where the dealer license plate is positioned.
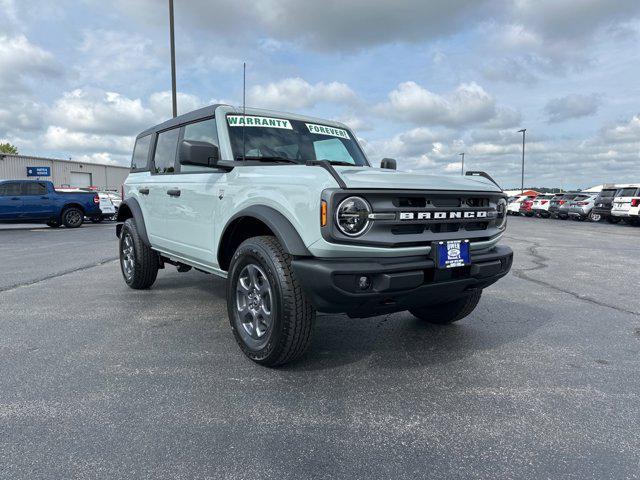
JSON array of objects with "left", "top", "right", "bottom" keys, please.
[{"left": 434, "top": 240, "right": 471, "bottom": 269}]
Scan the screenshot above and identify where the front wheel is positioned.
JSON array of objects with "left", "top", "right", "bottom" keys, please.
[
  {"left": 410, "top": 290, "right": 482, "bottom": 325},
  {"left": 588, "top": 211, "right": 601, "bottom": 222},
  {"left": 119, "top": 218, "right": 159, "bottom": 289},
  {"left": 227, "top": 236, "right": 314, "bottom": 367}
]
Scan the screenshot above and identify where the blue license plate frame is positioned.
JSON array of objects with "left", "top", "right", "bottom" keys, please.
[{"left": 433, "top": 240, "right": 471, "bottom": 269}]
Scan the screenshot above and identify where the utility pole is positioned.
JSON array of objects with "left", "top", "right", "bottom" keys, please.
[
  {"left": 517, "top": 129, "right": 526, "bottom": 194},
  {"left": 169, "top": 0, "right": 177, "bottom": 118},
  {"left": 459, "top": 152, "right": 465, "bottom": 176}
]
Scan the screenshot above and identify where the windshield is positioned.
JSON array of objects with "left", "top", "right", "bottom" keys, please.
[{"left": 226, "top": 114, "right": 369, "bottom": 166}]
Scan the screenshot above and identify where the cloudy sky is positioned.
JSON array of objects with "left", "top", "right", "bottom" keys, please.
[{"left": 1, "top": 0, "right": 639, "bottom": 189}]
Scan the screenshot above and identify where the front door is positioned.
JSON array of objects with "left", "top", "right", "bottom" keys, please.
[
  {"left": 21, "top": 182, "right": 55, "bottom": 219},
  {"left": 0, "top": 182, "right": 23, "bottom": 220},
  {"left": 148, "top": 118, "right": 223, "bottom": 266}
]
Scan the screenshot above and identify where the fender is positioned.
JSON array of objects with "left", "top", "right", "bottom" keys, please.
[
  {"left": 115, "top": 198, "right": 151, "bottom": 247},
  {"left": 220, "top": 205, "right": 311, "bottom": 257}
]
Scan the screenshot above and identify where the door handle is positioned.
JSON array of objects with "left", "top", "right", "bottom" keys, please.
[
  {"left": 138, "top": 187, "right": 150, "bottom": 195},
  {"left": 41, "top": 196, "right": 49, "bottom": 199},
  {"left": 166, "top": 188, "right": 181, "bottom": 197}
]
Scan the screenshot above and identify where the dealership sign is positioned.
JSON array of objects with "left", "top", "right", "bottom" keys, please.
[{"left": 26, "top": 167, "right": 51, "bottom": 177}]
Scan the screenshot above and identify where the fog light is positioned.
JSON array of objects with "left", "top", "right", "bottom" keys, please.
[{"left": 358, "top": 275, "right": 371, "bottom": 290}]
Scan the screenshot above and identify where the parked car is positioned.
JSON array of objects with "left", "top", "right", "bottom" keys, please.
[
  {"left": 519, "top": 196, "right": 537, "bottom": 216},
  {"left": 611, "top": 186, "right": 640, "bottom": 223},
  {"left": 0, "top": 180, "right": 101, "bottom": 227},
  {"left": 531, "top": 193, "right": 555, "bottom": 217},
  {"left": 549, "top": 192, "right": 579, "bottom": 219},
  {"left": 627, "top": 197, "right": 640, "bottom": 223},
  {"left": 568, "top": 193, "right": 598, "bottom": 221},
  {"left": 94, "top": 192, "right": 117, "bottom": 222},
  {"left": 591, "top": 186, "right": 620, "bottom": 223},
  {"left": 115, "top": 104, "right": 512, "bottom": 366},
  {"left": 548, "top": 193, "right": 569, "bottom": 218},
  {"left": 508, "top": 195, "right": 533, "bottom": 215}
]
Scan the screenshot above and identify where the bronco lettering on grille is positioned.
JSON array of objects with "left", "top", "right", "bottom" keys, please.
[{"left": 399, "top": 211, "right": 488, "bottom": 220}]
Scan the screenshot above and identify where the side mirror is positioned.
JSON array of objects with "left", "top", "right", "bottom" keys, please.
[
  {"left": 179, "top": 140, "right": 219, "bottom": 167},
  {"left": 380, "top": 158, "right": 397, "bottom": 170}
]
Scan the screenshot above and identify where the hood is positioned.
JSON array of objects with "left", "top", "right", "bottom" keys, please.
[{"left": 333, "top": 167, "right": 502, "bottom": 192}]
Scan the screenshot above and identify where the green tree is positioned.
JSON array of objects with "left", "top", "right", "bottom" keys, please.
[{"left": 0, "top": 143, "right": 18, "bottom": 154}]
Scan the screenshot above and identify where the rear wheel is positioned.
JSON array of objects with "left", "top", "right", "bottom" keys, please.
[
  {"left": 227, "top": 236, "right": 314, "bottom": 367},
  {"left": 119, "top": 218, "right": 159, "bottom": 289},
  {"left": 410, "top": 290, "right": 482, "bottom": 325},
  {"left": 62, "top": 207, "right": 84, "bottom": 228},
  {"left": 589, "top": 211, "right": 601, "bottom": 222}
]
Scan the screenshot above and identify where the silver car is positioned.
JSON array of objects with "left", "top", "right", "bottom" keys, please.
[{"left": 567, "top": 193, "right": 598, "bottom": 221}]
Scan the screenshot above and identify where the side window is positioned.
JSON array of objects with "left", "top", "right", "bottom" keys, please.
[
  {"left": 0, "top": 182, "right": 22, "bottom": 196},
  {"left": 131, "top": 134, "right": 151, "bottom": 171},
  {"left": 153, "top": 128, "right": 180, "bottom": 174},
  {"left": 313, "top": 138, "right": 355, "bottom": 164},
  {"left": 183, "top": 118, "right": 219, "bottom": 151},
  {"left": 22, "top": 182, "right": 47, "bottom": 195}
]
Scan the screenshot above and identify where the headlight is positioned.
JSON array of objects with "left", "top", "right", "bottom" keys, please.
[
  {"left": 497, "top": 198, "right": 508, "bottom": 228},
  {"left": 336, "top": 196, "right": 371, "bottom": 237}
]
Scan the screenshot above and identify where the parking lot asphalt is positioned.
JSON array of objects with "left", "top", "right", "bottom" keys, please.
[{"left": 1, "top": 217, "right": 639, "bottom": 479}]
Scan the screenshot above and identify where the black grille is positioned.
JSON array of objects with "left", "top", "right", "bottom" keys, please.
[{"left": 322, "top": 189, "right": 506, "bottom": 248}]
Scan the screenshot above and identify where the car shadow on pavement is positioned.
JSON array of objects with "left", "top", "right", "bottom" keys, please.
[{"left": 282, "top": 297, "right": 551, "bottom": 373}]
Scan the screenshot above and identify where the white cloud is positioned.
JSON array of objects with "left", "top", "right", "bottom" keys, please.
[
  {"left": 544, "top": 93, "right": 601, "bottom": 123},
  {"left": 43, "top": 126, "right": 134, "bottom": 154},
  {"left": 599, "top": 114, "right": 640, "bottom": 143},
  {"left": 49, "top": 89, "right": 154, "bottom": 136},
  {"left": 248, "top": 77, "right": 357, "bottom": 110},
  {"left": 382, "top": 81, "right": 512, "bottom": 128},
  {"left": 148, "top": 91, "right": 205, "bottom": 118},
  {"left": 0, "top": 35, "right": 60, "bottom": 91}
]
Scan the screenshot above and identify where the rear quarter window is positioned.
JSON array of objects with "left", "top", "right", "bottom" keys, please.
[
  {"left": 0, "top": 182, "right": 22, "bottom": 196},
  {"left": 618, "top": 188, "right": 637, "bottom": 197},
  {"left": 131, "top": 134, "right": 152, "bottom": 172}
]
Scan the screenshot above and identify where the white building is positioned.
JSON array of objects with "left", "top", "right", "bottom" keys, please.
[{"left": 0, "top": 154, "right": 129, "bottom": 190}]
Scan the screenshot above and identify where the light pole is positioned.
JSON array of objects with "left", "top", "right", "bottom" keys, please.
[
  {"left": 459, "top": 152, "right": 465, "bottom": 176},
  {"left": 169, "top": 0, "right": 177, "bottom": 118},
  {"left": 517, "top": 129, "right": 526, "bottom": 194}
]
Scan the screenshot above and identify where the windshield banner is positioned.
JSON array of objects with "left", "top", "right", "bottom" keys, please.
[
  {"left": 305, "top": 123, "right": 350, "bottom": 139},
  {"left": 227, "top": 115, "right": 293, "bottom": 129}
]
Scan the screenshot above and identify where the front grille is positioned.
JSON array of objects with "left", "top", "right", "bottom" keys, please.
[{"left": 322, "top": 189, "right": 506, "bottom": 247}]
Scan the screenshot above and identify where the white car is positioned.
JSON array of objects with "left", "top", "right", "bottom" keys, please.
[
  {"left": 610, "top": 186, "right": 640, "bottom": 220},
  {"left": 94, "top": 192, "right": 116, "bottom": 222},
  {"left": 627, "top": 197, "right": 640, "bottom": 222},
  {"left": 531, "top": 193, "right": 555, "bottom": 217}
]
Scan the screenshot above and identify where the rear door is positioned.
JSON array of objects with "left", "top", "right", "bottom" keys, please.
[
  {"left": 0, "top": 182, "right": 23, "bottom": 220},
  {"left": 21, "top": 182, "right": 55, "bottom": 219},
  {"left": 595, "top": 189, "right": 616, "bottom": 210}
]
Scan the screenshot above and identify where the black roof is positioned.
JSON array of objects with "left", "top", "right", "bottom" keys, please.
[{"left": 137, "top": 104, "right": 222, "bottom": 139}]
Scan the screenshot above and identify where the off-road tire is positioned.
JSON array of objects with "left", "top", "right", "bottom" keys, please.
[
  {"left": 119, "top": 218, "right": 159, "bottom": 289},
  {"left": 62, "top": 207, "right": 84, "bottom": 228},
  {"left": 226, "top": 235, "right": 314, "bottom": 367},
  {"left": 410, "top": 289, "right": 482, "bottom": 325}
]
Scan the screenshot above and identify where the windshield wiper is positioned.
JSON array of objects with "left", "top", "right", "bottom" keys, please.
[
  {"left": 316, "top": 158, "right": 354, "bottom": 167},
  {"left": 236, "top": 155, "right": 299, "bottom": 164}
]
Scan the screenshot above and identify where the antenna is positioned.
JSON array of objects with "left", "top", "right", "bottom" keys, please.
[{"left": 242, "top": 61, "right": 246, "bottom": 162}]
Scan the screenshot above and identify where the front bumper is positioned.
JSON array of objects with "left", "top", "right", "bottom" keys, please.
[{"left": 291, "top": 245, "right": 513, "bottom": 317}]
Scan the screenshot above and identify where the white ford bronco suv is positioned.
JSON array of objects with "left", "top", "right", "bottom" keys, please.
[{"left": 116, "top": 104, "right": 512, "bottom": 366}]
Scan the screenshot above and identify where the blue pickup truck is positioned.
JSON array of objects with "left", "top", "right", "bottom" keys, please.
[{"left": 0, "top": 180, "right": 102, "bottom": 228}]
